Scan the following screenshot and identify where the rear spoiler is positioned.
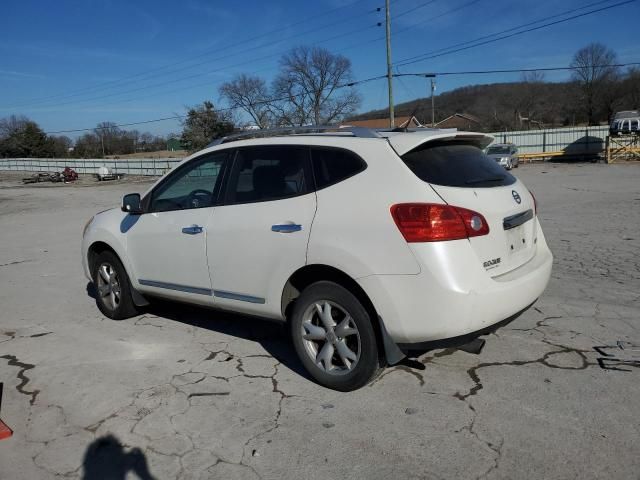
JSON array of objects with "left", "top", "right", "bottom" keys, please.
[{"left": 386, "top": 131, "right": 494, "bottom": 156}]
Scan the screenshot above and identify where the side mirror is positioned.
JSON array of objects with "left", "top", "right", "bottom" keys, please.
[{"left": 121, "top": 193, "right": 143, "bottom": 214}]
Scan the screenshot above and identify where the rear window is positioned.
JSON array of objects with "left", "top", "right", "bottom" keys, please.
[
  {"left": 401, "top": 141, "right": 516, "bottom": 188},
  {"left": 486, "top": 146, "right": 510, "bottom": 154}
]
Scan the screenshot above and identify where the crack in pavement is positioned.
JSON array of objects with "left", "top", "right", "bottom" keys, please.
[
  {"left": 455, "top": 317, "right": 592, "bottom": 402},
  {"left": 454, "top": 400, "right": 504, "bottom": 480},
  {"left": 448, "top": 310, "right": 595, "bottom": 478},
  {"left": 1, "top": 354, "right": 40, "bottom": 405},
  {"left": 30, "top": 332, "right": 53, "bottom": 338},
  {"left": 0, "top": 259, "right": 33, "bottom": 267},
  {"left": 187, "top": 392, "right": 230, "bottom": 398},
  {"left": 369, "top": 347, "right": 459, "bottom": 387}
]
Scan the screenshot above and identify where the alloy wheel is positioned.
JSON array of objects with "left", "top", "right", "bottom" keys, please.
[
  {"left": 96, "top": 262, "right": 122, "bottom": 311},
  {"left": 300, "top": 300, "right": 361, "bottom": 375}
]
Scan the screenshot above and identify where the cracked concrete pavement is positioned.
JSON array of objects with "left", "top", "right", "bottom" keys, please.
[{"left": 0, "top": 164, "right": 638, "bottom": 479}]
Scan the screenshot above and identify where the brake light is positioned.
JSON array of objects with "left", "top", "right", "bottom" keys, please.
[
  {"left": 390, "top": 203, "right": 489, "bottom": 242},
  {"left": 529, "top": 189, "right": 537, "bottom": 215}
]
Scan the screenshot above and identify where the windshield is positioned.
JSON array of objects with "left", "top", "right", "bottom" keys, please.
[
  {"left": 486, "top": 146, "right": 511, "bottom": 154},
  {"left": 401, "top": 141, "right": 516, "bottom": 188}
]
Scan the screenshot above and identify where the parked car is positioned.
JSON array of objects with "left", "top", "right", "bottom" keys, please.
[
  {"left": 485, "top": 143, "right": 519, "bottom": 169},
  {"left": 610, "top": 111, "right": 640, "bottom": 136},
  {"left": 82, "top": 127, "right": 552, "bottom": 391}
]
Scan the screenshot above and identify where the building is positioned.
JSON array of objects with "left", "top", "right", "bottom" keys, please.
[
  {"left": 342, "top": 115, "right": 423, "bottom": 129},
  {"left": 435, "top": 113, "right": 482, "bottom": 131}
]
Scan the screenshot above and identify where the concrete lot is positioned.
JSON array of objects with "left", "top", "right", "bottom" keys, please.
[{"left": 0, "top": 163, "right": 638, "bottom": 479}]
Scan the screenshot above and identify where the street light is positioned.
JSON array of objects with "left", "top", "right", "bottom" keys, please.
[{"left": 430, "top": 78, "right": 436, "bottom": 127}]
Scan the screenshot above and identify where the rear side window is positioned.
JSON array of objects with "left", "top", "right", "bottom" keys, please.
[
  {"left": 402, "top": 142, "right": 516, "bottom": 188},
  {"left": 311, "top": 147, "right": 366, "bottom": 190},
  {"left": 225, "top": 146, "right": 310, "bottom": 204}
]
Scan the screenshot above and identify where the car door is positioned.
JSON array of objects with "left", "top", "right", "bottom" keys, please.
[
  {"left": 126, "top": 150, "right": 230, "bottom": 305},
  {"left": 206, "top": 145, "right": 316, "bottom": 318}
]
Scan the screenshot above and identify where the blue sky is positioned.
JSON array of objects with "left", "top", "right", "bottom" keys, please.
[{"left": 2, "top": 0, "right": 639, "bottom": 138}]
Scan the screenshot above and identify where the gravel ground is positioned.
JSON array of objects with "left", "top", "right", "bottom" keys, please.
[{"left": 0, "top": 163, "right": 638, "bottom": 479}]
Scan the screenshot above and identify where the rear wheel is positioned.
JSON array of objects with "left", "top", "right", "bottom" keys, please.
[
  {"left": 290, "top": 281, "right": 380, "bottom": 391},
  {"left": 92, "top": 251, "right": 138, "bottom": 319}
]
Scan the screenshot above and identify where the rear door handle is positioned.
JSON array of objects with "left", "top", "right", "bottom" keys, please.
[
  {"left": 182, "top": 224, "right": 204, "bottom": 235},
  {"left": 271, "top": 223, "right": 302, "bottom": 233}
]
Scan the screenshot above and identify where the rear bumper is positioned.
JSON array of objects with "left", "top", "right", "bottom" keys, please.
[
  {"left": 357, "top": 225, "right": 553, "bottom": 344},
  {"left": 396, "top": 301, "right": 533, "bottom": 352}
]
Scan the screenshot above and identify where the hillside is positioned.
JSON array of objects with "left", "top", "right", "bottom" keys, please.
[{"left": 351, "top": 81, "right": 597, "bottom": 131}]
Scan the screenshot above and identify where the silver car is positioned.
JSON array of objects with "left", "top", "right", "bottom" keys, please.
[{"left": 486, "top": 144, "right": 519, "bottom": 170}]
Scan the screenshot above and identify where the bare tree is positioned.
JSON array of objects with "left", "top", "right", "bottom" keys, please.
[
  {"left": 621, "top": 67, "right": 640, "bottom": 109},
  {"left": 93, "top": 122, "right": 121, "bottom": 156},
  {"left": 220, "top": 74, "right": 272, "bottom": 129},
  {"left": 570, "top": 43, "right": 619, "bottom": 125},
  {"left": 272, "top": 46, "right": 361, "bottom": 126},
  {"left": 514, "top": 71, "right": 547, "bottom": 129}
]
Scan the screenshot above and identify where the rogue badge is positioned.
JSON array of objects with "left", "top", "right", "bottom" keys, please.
[{"left": 512, "top": 190, "right": 521, "bottom": 204}]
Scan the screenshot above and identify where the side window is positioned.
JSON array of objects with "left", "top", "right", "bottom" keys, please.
[
  {"left": 225, "top": 146, "right": 310, "bottom": 204},
  {"left": 311, "top": 147, "right": 366, "bottom": 190},
  {"left": 149, "top": 151, "right": 228, "bottom": 212}
]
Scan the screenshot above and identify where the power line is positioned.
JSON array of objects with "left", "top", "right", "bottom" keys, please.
[
  {"left": 7, "top": 0, "right": 374, "bottom": 109},
  {"left": 395, "top": 0, "right": 637, "bottom": 66},
  {"left": 13, "top": 0, "right": 477, "bottom": 113},
  {"left": 12, "top": 22, "right": 377, "bottom": 111},
  {"left": 11, "top": 0, "right": 633, "bottom": 113},
  {"left": 44, "top": 74, "right": 386, "bottom": 134},
  {"left": 393, "top": 0, "right": 438, "bottom": 20},
  {"left": 422, "top": 62, "right": 640, "bottom": 76},
  {"left": 22, "top": 26, "right": 384, "bottom": 113},
  {"left": 43, "top": 61, "right": 640, "bottom": 134},
  {"left": 395, "top": 0, "right": 615, "bottom": 64}
]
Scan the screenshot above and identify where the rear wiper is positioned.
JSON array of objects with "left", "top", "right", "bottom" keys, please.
[{"left": 465, "top": 176, "right": 505, "bottom": 185}]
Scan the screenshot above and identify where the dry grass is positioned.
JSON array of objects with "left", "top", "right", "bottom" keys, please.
[{"left": 105, "top": 149, "right": 189, "bottom": 159}]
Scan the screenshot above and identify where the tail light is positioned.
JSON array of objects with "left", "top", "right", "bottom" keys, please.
[{"left": 391, "top": 203, "right": 490, "bottom": 243}]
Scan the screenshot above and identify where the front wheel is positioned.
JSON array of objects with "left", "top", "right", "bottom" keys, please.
[
  {"left": 92, "top": 251, "right": 139, "bottom": 320},
  {"left": 290, "top": 281, "right": 380, "bottom": 391}
]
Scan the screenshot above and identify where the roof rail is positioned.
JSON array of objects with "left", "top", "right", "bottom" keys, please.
[{"left": 207, "top": 125, "right": 382, "bottom": 147}]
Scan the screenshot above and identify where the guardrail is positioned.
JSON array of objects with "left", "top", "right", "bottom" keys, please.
[{"left": 0, "top": 158, "right": 183, "bottom": 176}]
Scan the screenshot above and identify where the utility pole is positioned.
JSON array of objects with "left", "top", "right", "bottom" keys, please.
[{"left": 385, "top": 0, "right": 394, "bottom": 128}]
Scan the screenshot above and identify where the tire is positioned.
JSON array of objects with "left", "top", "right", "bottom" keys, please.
[
  {"left": 92, "top": 251, "right": 139, "bottom": 320},
  {"left": 290, "top": 281, "right": 380, "bottom": 391}
]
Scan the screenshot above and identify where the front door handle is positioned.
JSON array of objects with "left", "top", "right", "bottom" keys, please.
[
  {"left": 182, "top": 224, "right": 204, "bottom": 235},
  {"left": 271, "top": 223, "right": 302, "bottom": 233}
]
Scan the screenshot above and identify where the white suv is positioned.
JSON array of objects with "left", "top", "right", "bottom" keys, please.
[{"left": 82, "top": 127, "right": 552, "bottom": 391}]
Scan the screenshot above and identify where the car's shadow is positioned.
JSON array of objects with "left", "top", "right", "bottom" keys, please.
[{"left": 86, "top": 282, "right": 310, "bottom": 381}]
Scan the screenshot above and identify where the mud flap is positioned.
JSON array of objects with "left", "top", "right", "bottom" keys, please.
[
  {"left": 378, "top": 316, "right": 406, "bottom": 366},
  {"left": 131, "top": 286, "right": 150, "bottom": 307},
  {"left": 0, "top": 383, "right": 13, "bottom": 440}
]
